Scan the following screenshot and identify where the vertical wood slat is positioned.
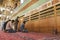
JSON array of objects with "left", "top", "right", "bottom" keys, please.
[{"left": 53, "top": 5, "right": 57, "bottom": 32}]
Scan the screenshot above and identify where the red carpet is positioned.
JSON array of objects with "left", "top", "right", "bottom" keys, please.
[{"left": 0, "top": 31, "right": 60, "bottom": 40}]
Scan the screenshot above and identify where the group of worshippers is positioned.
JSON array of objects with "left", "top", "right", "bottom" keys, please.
[{"left": 1, "top": 17, "right": 28, "bottom": 33}]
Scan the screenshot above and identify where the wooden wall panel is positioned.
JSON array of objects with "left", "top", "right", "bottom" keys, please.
[
  {"left": 30, "top": 21, "right": 35, "bottom": 32},
  {"left": 25, "top": 21, "right": 35, "bottom": 32},
  {"left": 57, "top": 16, "right": 60, "bottom": 33},
  {"left": 33, "top": 20, "right": 40, "bottom": 32},
  {"left": 25, "top": 22, "right": 30, "bottom": 31},
  {"left": 39, "top": 18, "right": 49, "bottom": 33},
  {"left": 47, "top": 17, "right": 56, "bottom": 33},
  {"left": 39, "top": 19, "right": 43, "bottom": 33}
]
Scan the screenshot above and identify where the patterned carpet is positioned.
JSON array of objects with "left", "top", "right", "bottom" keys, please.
[{"left": 0, "top": 31, "right": 60, "bottom": 40}]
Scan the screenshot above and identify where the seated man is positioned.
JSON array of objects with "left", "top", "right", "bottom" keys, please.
[
  {"left": 20, "top": 21, "right": 28, "bottom": 32},
  {"left": 6, "top": 20, "right": 16, "bottom": 33}
]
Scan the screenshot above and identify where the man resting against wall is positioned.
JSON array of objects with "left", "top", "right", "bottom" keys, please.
[{"left": 20, "top": 21, "right": 28, "bottom": 32}]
